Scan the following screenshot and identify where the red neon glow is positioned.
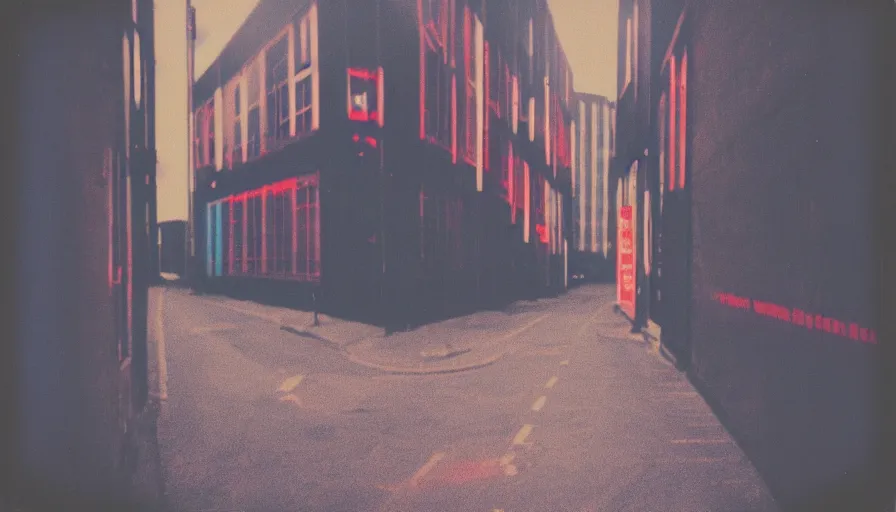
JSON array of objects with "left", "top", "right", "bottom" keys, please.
[
  {"left": 617, "top": 206, "right": 635, "bottom": 318},
  {"left": 669, "top": 57, "right": 677, "bottom": 192},
  {"left": 451, "top": 74, "right": 458, "bottom": 164},
  {"left": 713, "top": 292, "right": 878, "bottom": 345},
  {"left": 353, "top": 134, "right": 360, "bottom": 142},
  {"left": 679, "top": 51, "right": 687, "bottom": 189},
  {"left": 536, "top": 224, "right": 548, "bottom": 244},
  {"left": 348, "top": 67, "right": 376, "bottom": 81},
  {"left": 364, "top": 136, "right": 378, "bottom": 148},
  {"left": 418, "top": 0, "right": 426, "bottom": 140}
]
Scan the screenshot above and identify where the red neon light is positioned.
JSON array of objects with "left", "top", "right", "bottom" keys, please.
[
  {"left": 364, "top": 136, "right": 378, "bottom": 148},
  {"left": 348, "top": 67, "right": 376, "bottom": 81},
  {"left": 669, "top": 57, "right": 677, "bottom": 192},
  {"left": 418, "top": 0, "right": 426, "bottom": 140},
  {"left": 536, "top": 224, "right": 548, "bottom": 243},
  {"left": 713, "top": 292, "right": 878, "bottom": 345},
  {"left": 679, "top": 51, "right": 688, "bottom": 189},
  {"left": 353, "top": 134, "right": 360, "bottom": 142},
  {"left": 349, "top": 110, "right": 369, "bottom": 122}
]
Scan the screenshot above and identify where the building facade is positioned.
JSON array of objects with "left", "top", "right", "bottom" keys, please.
[
  {"left": 615, "top": 0, "right": 896, "bottom": 509},
  {"left": 192, "top": 0, "right": 574, "bottom": 327},
  {"left": 10, "top": 0, "right": 159, "bottom": 508},
  {"left": 569, "top": 93, "right": 614, "bottom": 281}
]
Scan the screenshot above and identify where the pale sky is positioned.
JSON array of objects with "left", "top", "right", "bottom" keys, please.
[{"left": 154, "top": 0, "right": 617, "bottom": 222}]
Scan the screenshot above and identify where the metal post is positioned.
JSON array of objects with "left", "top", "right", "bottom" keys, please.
[
  {"left": 312, "top": 289, "right": 320, "bottom": 327},
  {"left": 185, "top": 1, "right": 196, "bottom": 285}
]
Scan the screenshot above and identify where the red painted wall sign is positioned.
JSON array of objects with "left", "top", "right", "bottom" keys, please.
[
  {"left": 713, "top": 291, "right": 878, "bottom": 345},
  {"left": 617, "top": 206, "right": 635, "bottom": 318}
]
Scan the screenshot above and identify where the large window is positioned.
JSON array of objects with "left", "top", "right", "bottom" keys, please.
[
  {"left": 295, "top": 176, "right": 320, "bottom": 281},
  {"left": 265, "top": 182, "right": 294, "bottom": 275},
  {"left": 266, "top": 34, "right": 290, "bottom": 149},
  {"left": 209, "top": 175, "right": 320, "bottom": 282}
]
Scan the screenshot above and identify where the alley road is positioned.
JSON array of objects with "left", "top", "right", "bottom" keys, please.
[{"left": 153, "top": 284, "right": 777, "bottom": 512}]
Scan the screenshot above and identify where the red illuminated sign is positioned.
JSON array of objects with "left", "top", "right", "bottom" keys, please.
[
  {"left": 617, "top": 206, "right": 635, "bottom": 318},
  {"left": 713, "top": 291, "right": 878, "bottom": 345}
]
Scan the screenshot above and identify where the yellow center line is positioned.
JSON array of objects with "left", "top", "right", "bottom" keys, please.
[
  {"left": 559, "top": 360, "right": 569, "bottom": 366},
  {"left": 531, "top": 396, "right": 547, "bottom": 412},
  {"left": 545, "top": 376, "right": 558, "bottom": 389},
  {"left": 277, "top": 374, "right": 304, "bottom": 393},
  {"left": 513, "top": 424, "right": 534, "bottom": 445},
  {"left": 409, "top": 451, "right": 446, "bottom": 487}
]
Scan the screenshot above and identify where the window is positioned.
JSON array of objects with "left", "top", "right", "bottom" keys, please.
[
  {"left": 231, "top": 196, "right": 244, "bottom": 272},
  {"left": 246, "top": 58, "right": 262, "bottom": 159},
  {"left": 293, "top": 7, "right": 318, "bottom": 138},
  {"left": 193, "top": 105, "right": 204, "bottom": 169},
  {"left": 245, "top": 191, "right": 263, "bottom": 274},
  {"left": 264, "top": 183, "right": 293, "bottom": 275},
  {"left": 420, "top": 0, "right": 454, "bottom": 148},
  {"left": 266, "top": 35, "right": 290, "bottom": 149},
  {"left": 294, "top": 12, "right": 312, "bottom": 74},
  {"left": 231, "top": 81, "right": 243, "bottom": 167},
  {"left": 295, "top": 175, "right": 321, "bottom": 281},
  {"left": 462, "top": 7, "right": 475, "bottom": 163},
  {"left": 194, "top": 99, "right": 215, "bottom": 169},
  {"left": 347, "top": 68, "right": 381, "bottom": 123},
  {"left": 295, "top": 75, "right": 313, "bottom": 136}
]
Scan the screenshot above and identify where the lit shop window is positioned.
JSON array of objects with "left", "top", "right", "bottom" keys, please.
[
  {"left": 347, "top": 68, "right": 384, "bottom": 126},
  {"left": 211, "top": 175, "right": 320, "bottom": 281}
]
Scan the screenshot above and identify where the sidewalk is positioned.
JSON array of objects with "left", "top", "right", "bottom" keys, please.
[{"left": 187, "top": 286, "right": 563, "bottom": 375}]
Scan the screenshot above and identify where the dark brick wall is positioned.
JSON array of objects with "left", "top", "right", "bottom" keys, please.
[{"left": 685, "top": 1, "right": 893, "bottom": 509}]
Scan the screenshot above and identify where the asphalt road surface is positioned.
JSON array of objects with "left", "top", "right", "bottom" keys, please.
[{"left": 154, "top": 284, "right": 777, "bottom": 512}]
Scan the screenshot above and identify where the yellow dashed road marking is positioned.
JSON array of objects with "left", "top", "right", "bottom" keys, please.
[
  {"left": 545, "top": 376, "right": 558, "bottom": 389},
  {"left": 277, "top": 374, "right": 304, "bottom": 393},
  {"left": 513, "top": 424, "right": 534, "bottom": 445},
  {"left": 531, "top": 396, "right": 547, "bottom": 412},
  {"left": 409, "top": 452, "right": 446, "bottom": 487}
]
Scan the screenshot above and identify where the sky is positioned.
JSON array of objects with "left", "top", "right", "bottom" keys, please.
[{"left": 154, "top": 0, "right": 618, "bottom": 223}]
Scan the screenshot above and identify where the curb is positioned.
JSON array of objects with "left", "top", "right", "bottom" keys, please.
[
  {"left": 341, "top": 347, "right": 508, "bottom": 375},
  {"left": 278, "top": 321, "right": 508, "bottom": 375}
]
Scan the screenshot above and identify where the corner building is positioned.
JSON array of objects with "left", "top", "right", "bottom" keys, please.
[{"left": 193, "top": 0, "right": 574, "bottom": 327}]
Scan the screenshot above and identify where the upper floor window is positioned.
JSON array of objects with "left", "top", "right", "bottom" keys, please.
[
  {"left": 295, "top": 11, "right": 313, "bottom": 74},
  {"left": 293, "top": 7, "right": 318, "bottom": 138},
  {"left": 419, "top": 0, "right": 455, "bottom": 148},
  {"left": 622, "top": 3, "right": 639, "bottom": 98},
  {"left": 266, "top": 34, "right": 290, "bottom": 148},
  {"left": 194, "top": 99, "right": 214, "bottom": 169},
  {"left": 231, "top": 80, "right": 243, "bottom": 167},
  {"left": 246, "top": 57, "right": 263, "bottom": 160}
]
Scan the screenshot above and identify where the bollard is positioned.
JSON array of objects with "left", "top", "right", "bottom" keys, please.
[{"left": 312, "top": 290, "right": 320, "bottom": 327}]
